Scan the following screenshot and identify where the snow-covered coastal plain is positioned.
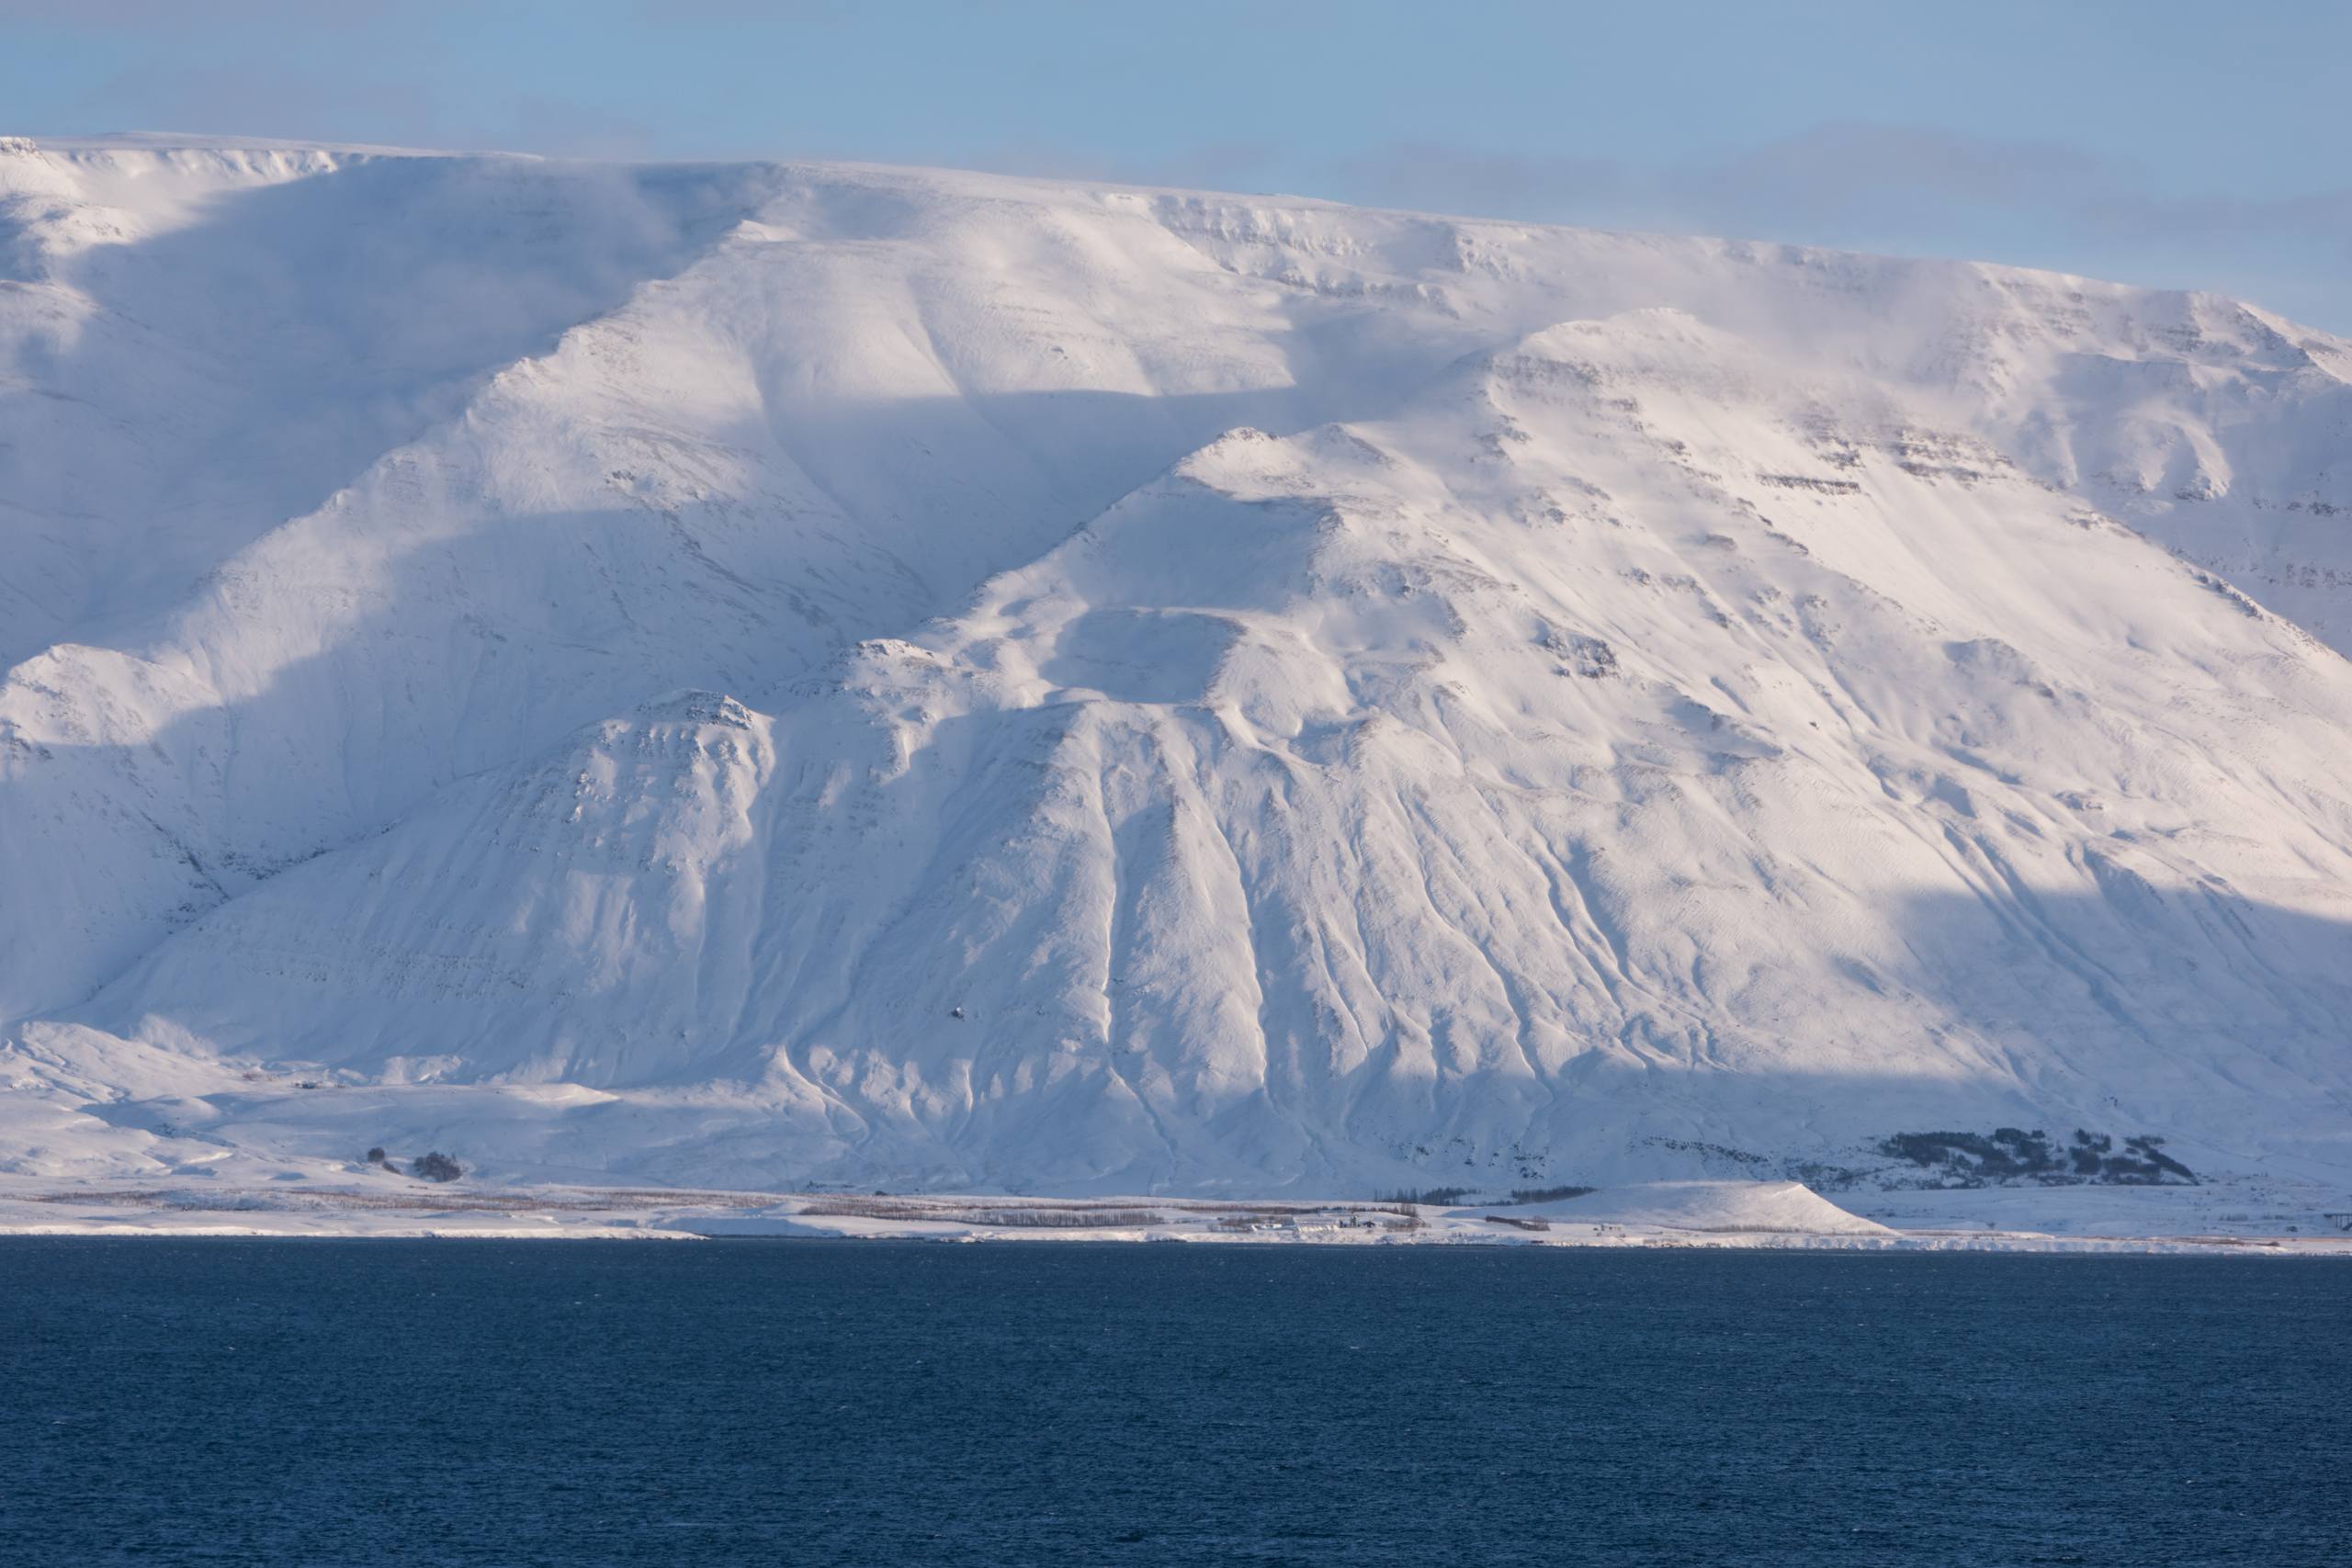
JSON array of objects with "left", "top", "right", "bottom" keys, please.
[
  {"left": 4, "top": 136, "right": 2350, "bottom": 1247},
  {"left": 5, "top": 1178, "right": 2347, "bottom": 1255}
]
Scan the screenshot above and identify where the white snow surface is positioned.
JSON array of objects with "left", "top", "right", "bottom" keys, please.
[
  {"left": 4, "top": 137, "right": 2351, "bottom": 1213},
  {"left": 3, "top": 1178, "right": 2343, "bottom": 1255}
]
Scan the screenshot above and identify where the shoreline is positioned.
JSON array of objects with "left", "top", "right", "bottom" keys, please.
[
  {"left": 5, "top": 1232, "right": 2346, "bottom": 1256},
  {"left": 5, "top": 1177, "right": 2347, "bottom": 1256}
]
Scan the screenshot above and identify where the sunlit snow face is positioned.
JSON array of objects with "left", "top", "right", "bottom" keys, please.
[{"left": 6, "top": 141, "right": 2351, "bottom": 1203}]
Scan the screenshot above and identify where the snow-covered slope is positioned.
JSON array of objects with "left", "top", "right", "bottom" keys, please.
[{"left": 4, "top": 137, "right": 2349, "bottom": 1198}]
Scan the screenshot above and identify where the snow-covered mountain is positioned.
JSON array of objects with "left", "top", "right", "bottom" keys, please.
[{"left": 5, "top": 135, "right": 2349, "bottom": 1196}]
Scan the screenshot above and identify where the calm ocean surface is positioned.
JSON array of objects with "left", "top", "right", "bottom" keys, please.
[{"left": 4, "top": 1240, "right": 2346, "bottom": 1566}]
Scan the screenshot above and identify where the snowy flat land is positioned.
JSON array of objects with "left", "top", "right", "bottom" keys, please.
[
  {"left": 4, "top": 1175, "right": 2346, "bottom": 1256},
  {"left": 4, "top": 137, "right": 2351, "bottom": 1223}
]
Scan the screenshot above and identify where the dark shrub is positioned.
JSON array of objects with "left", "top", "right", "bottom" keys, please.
[
  {"left": 1879, "top": 1129, "right": 2058, "bottom": 1179},
  {"left": 411, "top": 1151, "right": 462, "bottom": 1182},
  {"left": 1378, "top": 1187, "right": 1473, "bottom": 1206},
  {"left": 1883, "top": 1126, "right": 2194, "bottom": 1186}
]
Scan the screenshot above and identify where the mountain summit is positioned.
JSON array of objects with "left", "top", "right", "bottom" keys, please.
[{"left": 5, "top": 138, "right": 2349, "bottom": 1195}]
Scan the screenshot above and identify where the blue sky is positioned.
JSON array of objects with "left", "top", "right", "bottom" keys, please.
[{"left": 6, "top": 0, "right": 2347, "bottom": 330}]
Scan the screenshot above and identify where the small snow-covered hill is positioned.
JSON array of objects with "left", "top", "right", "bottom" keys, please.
[{"left": 4, "top": 136, "right": 2348, "bottom": 1197}]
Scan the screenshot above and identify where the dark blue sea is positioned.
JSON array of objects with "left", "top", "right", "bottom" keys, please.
[{"left": 5, "top": 1241, "right": 2346, "bottom": 1566}]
